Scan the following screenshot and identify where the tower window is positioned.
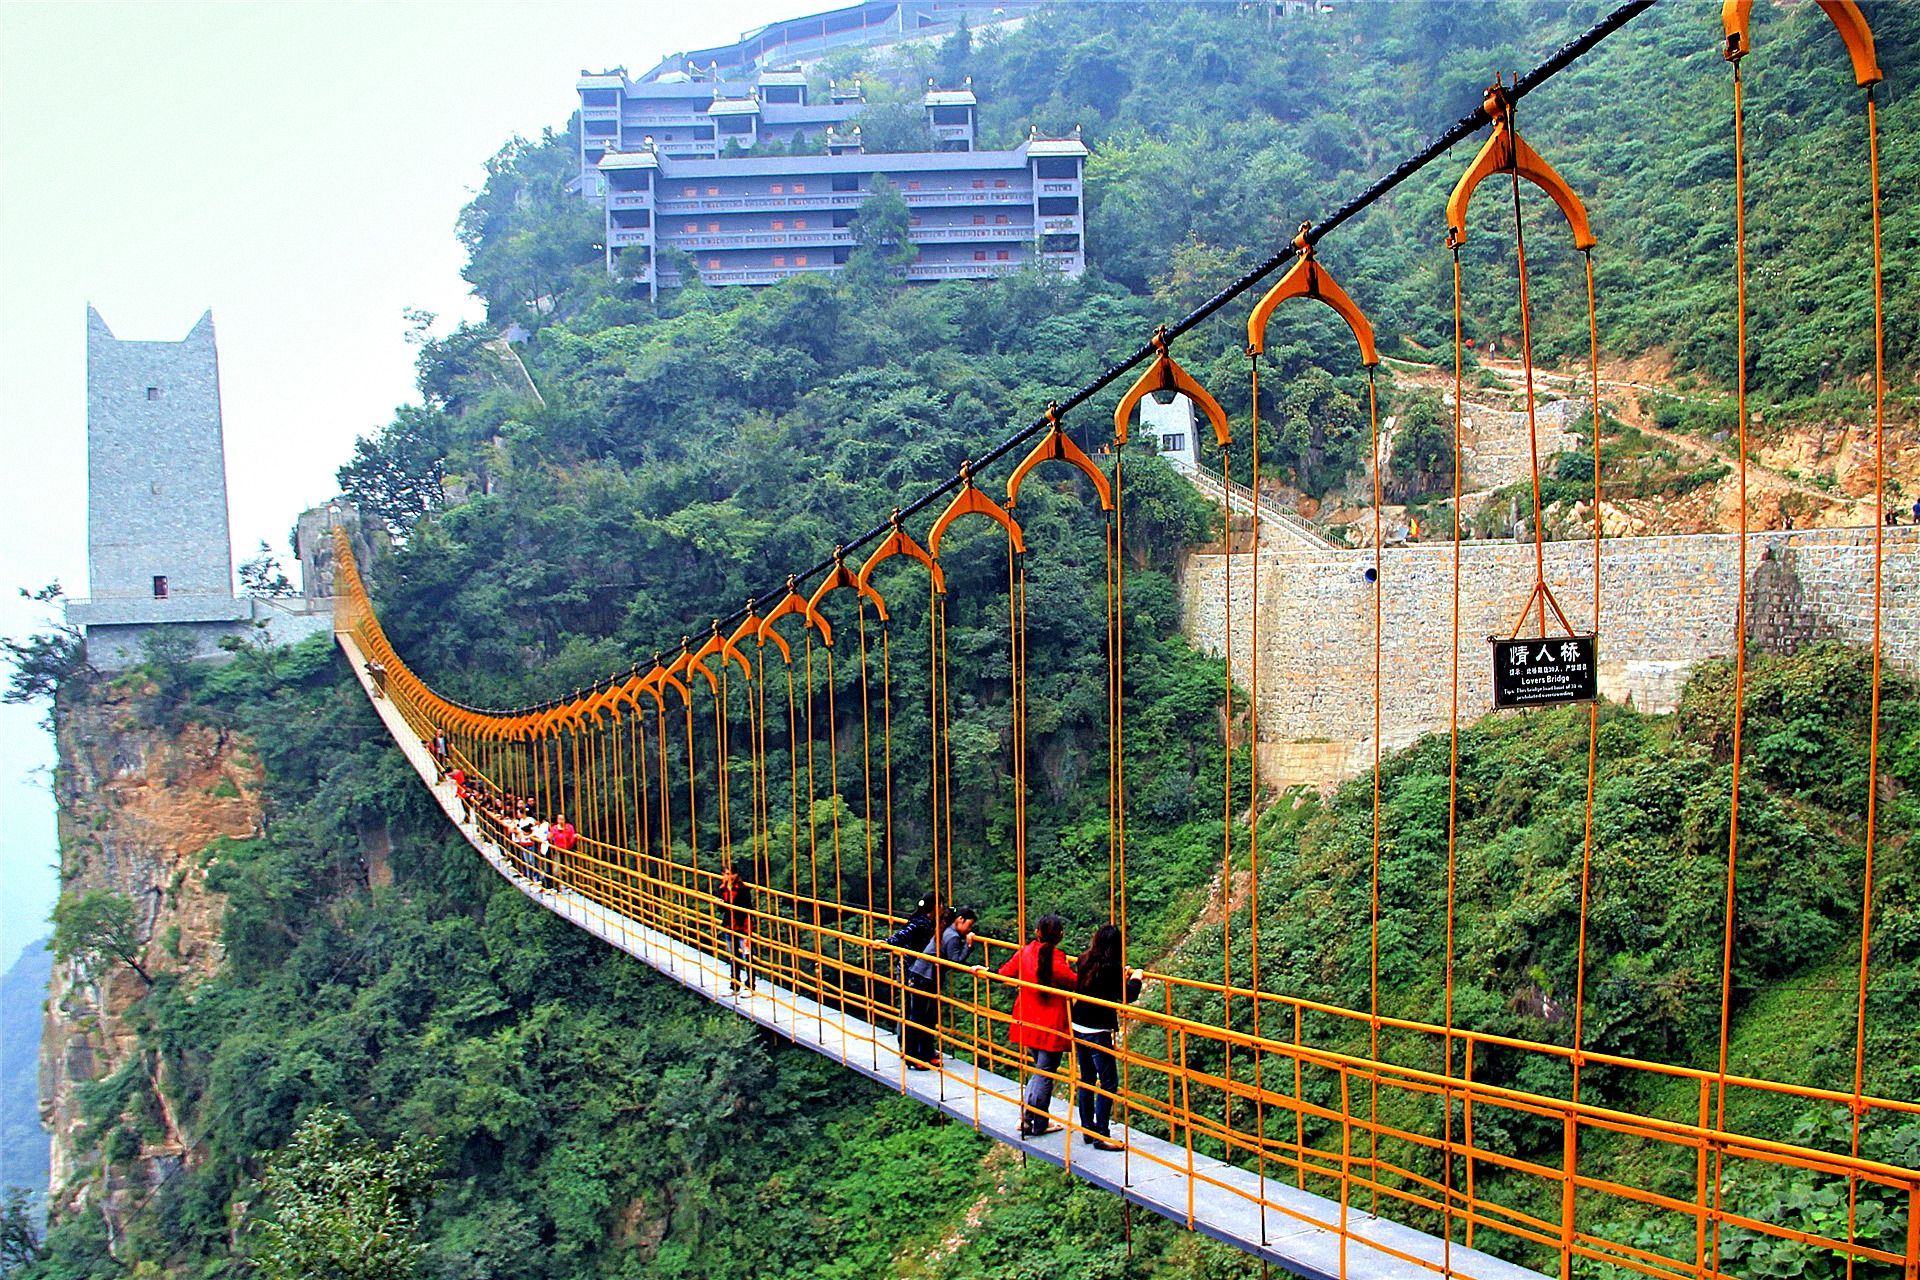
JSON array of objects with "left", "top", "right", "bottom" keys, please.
[
  {"left": 145, "top": 386, "right": 160, "bottom": 400},
  {"left": 152, "top": 575, "right": 168, "bottom": 599}
]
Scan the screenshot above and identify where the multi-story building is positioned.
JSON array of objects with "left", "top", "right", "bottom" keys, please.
[
  {"left": 595, "top": 128, "right": 1086, "bottom": 289},
  {"left": 579, "top": 63, "right": 1086, "bottom": 290},
  {"left": 576, "top": 65, "right": 874, "bottom": 172}
]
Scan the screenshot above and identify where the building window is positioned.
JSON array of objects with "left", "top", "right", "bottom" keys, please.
[
  {"left": 909, "top": 216, "right": 921, "bottom": 226},
  {"left": 772, "top": 219, "right": 785, "bottom": 230},
  {"left": 995, "top": 214, "right": 1010, "bottom": 225},
  {"left": 708, "top": 222, "right": 720, "bottom": 233},
  {"left": 771, "top": 183, "right": 783, "bottom": 193},
  {"left": 832, "top": 174, "right": 857, "bottom": 192},
  {"left": 973, "top": 250, "right": 987, "bottom": 261},
  {"left": 791, "top": 182, "right": 806, "bottom": 193},
  {"left": 145, "top": 386, "right": 160, "bottom": 400},
  {"left": 794, "top": 255, "right": 808, "bottom": 266},
  {"left": 772, "top": 255, "right": 786, "bottom": 267},
  {"left": 907, "top": 180, "right": 920, "bottom": 191},
  {"left": 972, "top": 179, "right": 986, "bottom": 189},
  {"left": 1035, "top": 157, "right": 1078, "bottom": 179},
  {"left": 792, "top": 218, "right": 807, "bottom": 229},
  {"left": 152, "top": 575, "right": 168, "bottom": 599},
  {"left": 997, "top": 249, "right": 1010, "bottom": 260},
  {"left": 994, "top": 178, "right": 1009, "bottom": 188},
  {"left": 685, "top": 222, "right": 698, "bottom": 232},
  {"left": 1038, "top": 196, "right": 1080, "bottom": 216},
  {"left": 663, "top": 133, "right": 675, "bottom": 141},
  {"left": 1162, "top": 434, "right": 1186, "bottom": 453},
  {"left": 684, "top": 185, "right": 697, "bottom": 197},
  {"left": 707, "top": 185, "right": 719, "bottom": 195}
]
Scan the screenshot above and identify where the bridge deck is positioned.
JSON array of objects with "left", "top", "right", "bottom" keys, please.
[{"left": 341, "top": 632, "right": 1546, "bottom": 1280}]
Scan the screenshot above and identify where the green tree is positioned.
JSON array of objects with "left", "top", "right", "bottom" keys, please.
[
  {"left": 0, "top": 1188, "right": 42, "bottom": 1274},
  {"left": 1390, "top": 394, "right": 1455, "bottom": 501},
  {"left": 336, "top": 406, "right": 450, "bottom": 536},
  {"left": 239, "top": 540, "right": 296, "bottom": 598},
  {"left": 249, "top": 1108, "right": 435, "bottom": 1280},
  {"left": 845, "top": 174, "right": 917, "bottom": 289},
  {"left": 49, "top": 890, "right": 152, "bottom": 987},
  {"left": 1, "top": 583, "right": 91, "bottom": 710}
]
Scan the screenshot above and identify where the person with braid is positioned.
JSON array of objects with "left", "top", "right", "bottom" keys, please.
[{"left": 991, "top": 913, "right": 1076, "bottom": 1137}]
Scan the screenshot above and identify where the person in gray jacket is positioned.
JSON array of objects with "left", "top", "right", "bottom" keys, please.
[{"left": 904, "top": 906, "right": 977, "bottom": 1070}]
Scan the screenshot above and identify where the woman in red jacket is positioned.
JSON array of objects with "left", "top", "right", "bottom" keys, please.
[{"left": 995, "top": 913, "right": 1077, "bottom": 1137}]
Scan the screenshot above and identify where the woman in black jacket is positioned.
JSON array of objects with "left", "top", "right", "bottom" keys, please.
[{"left": 1070, "top": 924, "right": 1142, "bottom": 1151}]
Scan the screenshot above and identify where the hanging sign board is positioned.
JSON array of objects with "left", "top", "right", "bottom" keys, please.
[{"left": 1491, "top": 634, "right": 1598, "bottom": 709}]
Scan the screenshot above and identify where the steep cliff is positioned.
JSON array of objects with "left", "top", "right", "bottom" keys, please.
[{"left": 40, "top": 676, "right": 256, "bottom": 1248}]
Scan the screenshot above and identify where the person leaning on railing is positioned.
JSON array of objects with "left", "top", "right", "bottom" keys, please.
[
  {"left": 877, "top": 892, "right": 938, "bottom": 1037},
  {"left": 1070, "top": 924, "right": 1142, "bottom": 1152},
  {"left": 903, "top": 905, "right": 977, "bottom": 1071}
]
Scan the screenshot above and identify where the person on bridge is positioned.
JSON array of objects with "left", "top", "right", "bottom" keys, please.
[
  {"left": 719, "top": 864, "right": 754, "bottom": 994},
  {"left": 529, "top": 814, "right": 552, "bottom": 888},
  {"left": 879, "top": 892, "right": 939, "bottom": 1037},
  {"left": 903, "top": 905, "right": 977, "bottom": 1070},
  {"left": 994, "top": 913, "right": 1076, "bottom": 1137},
  {"left": 549, "top": 813, "right": 578, "bottom": 883},
  {"left": 449, "top": 767, "right": 472, "bottom": 824},
  {"left": 429, "top": 728, "right": 449, "bottom": 782},
  {"left": 1071, "top": 924, "right": 1142, "bottom": 1152}
]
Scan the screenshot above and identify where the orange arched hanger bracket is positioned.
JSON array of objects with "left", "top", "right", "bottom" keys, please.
[
  {"left": 757, "top": 578, "right": 810, "bottom": 662},
  {"left": 1007, "top": 405, "right": 1114, "bottom": 511},
  {"left": 1112, "top": 333, "right": 1231, "bottom": 448},
  {"left": 636, "top": 664, "right": 668, "bottom": 711},
  {"left": 723, "top": 608, "right": 763, "bottom": 676},
  {"left": 805, "top": 552, "right": 884, "bottom": 646},
  {"left": 1247, "top": 228, "right": 1380, "bottom": 367},
  {"left": 1447, "top": 86, "right": 1597, "bottom": 251},
  {"left": 855, "top": 513, "right": 943, "bottom": 613},
  {"left": 609, "top": 671, "right": 649, "bottom": 714},
  {"left": 661, "top": 642, "right": 694, "bottom": 704},
  {"left": 928, "top": 462, "right": 1025, "bottom": 564},
  {"left": 1722, "top": 0, "right": 1882, "bottom": 85},
  {"left": 688, "top": 629, "right": 724, "bottom": 696}
]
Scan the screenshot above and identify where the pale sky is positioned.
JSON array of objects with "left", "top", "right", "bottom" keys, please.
[{"left": 0, "top": 0, "right": 803, "bottom": 967}]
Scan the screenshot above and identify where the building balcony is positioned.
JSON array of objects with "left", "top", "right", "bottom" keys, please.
[
  {"left": 910, "top": 225, "right": 1031, "bottom": 242},
  {"left": 1040, "top": 181, "right": 1080, "bottom": 195},
  {"left": 609, "top": 192, "right": 651, "bottom": 208},
  {"left": 610, "top": 227, "right": 654, "bottom": 247},
  {"left": 931, "top": 124, "right": 973, "bottom": 141},
  {"left": 1040, "top": 216, "right": 1083, "bottom": 234},
  {"left": 661, "top": 230, "right": 852, "bottom": 249},
  {"left": 906, "top": 260, "right": 1023, "bottom": 280},
  {"left": 903, "top": 189, "right": 1029, "bottom": 205},
  {"left": 581, "top": 105, "right": 620, "bottom": 121}
]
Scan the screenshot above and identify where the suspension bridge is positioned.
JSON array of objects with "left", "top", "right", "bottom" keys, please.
[{"left": 330, "top": 3, "right": 1918, "bottom": 1276}]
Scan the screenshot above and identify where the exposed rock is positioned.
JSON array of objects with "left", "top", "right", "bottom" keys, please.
[{"left": 40, "top": 679, "right": 257, "bottom": 1242}]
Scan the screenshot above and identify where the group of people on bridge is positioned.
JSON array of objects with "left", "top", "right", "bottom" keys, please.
[
  {"left": 880, "top": 894, "right": 1143, "bottom": 1149},
  {"left": 433, "top": 729, "right": 578, "bottom": 886}
]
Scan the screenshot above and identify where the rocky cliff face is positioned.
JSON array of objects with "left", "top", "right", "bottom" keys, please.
[{"left": 40, "top": 678, "right": 257, "bottom": 1248}]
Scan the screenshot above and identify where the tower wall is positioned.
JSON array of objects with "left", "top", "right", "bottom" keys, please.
[{"left": 85, "top": 307, "right": 234, "bottom": 603}]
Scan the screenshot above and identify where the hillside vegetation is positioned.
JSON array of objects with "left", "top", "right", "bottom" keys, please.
[{"left": 12, "top": 3, "right": 1916, "bottom": 1277}]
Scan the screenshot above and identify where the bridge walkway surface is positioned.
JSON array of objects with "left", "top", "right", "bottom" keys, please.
[{"left": 340, "top": 630, "right": 1546, "bottom": 1280}]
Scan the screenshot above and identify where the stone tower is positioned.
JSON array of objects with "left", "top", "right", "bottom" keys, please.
[{"left": 83, "top": 306, "right": 234, "bottom": 604}]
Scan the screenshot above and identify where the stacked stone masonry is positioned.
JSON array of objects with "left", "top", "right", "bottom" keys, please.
[{"left": 1178, "top": 526, "right": 1920, "bottom": 792}]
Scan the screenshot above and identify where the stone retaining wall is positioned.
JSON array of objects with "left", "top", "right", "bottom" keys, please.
[{"left": 1178, "top": 526, "right": 1920, "bottom": 791}]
